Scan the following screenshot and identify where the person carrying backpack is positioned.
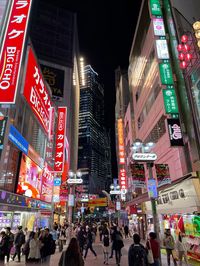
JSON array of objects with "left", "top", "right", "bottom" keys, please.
[{"left": 128, "top": 233, "right": 148, "bottom": 266}]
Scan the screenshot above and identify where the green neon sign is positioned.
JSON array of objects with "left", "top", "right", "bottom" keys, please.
[
  {"left": 159, "top": 62, "right": 174, "bottom": 85},
  {"left": 163, "top": 89, "right": 179, "bottom": 114},
  {"left": 150, "top": 0, "right": 162, "bottom": 16}
]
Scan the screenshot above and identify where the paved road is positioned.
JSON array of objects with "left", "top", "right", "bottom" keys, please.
[{"left": 6, "top": 238, "right": 196, "bottom": 266}]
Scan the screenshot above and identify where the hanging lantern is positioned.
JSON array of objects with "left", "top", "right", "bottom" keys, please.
[
  {"left": 178, "top": 53, "right": 185, "bottom": 60},
  {"left": 181, "top": 35, "right": 188, "bottom": 43},
  {"left": 177, "top": 44, "right": 183, "bottom": 52},
  {"left": 185, "top": 53, "right": 192, "bottom": 61},
  {"left": 180, "top": 61, "right": 187, "bottom": 69},
  {"left": 183, "top": 44, "right": 190, "bottom": 52}
]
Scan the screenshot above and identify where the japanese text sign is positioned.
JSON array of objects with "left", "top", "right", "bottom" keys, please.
[
  {"left": 155, "top": 164, "right": 171, "bottom": 187},
  {"left": 167, "top": 118, "right": 184, "bottom": 146},
  {"left": 163, "top": 89, "right": 179, "bottom": 114},
  {"left": 153, "top": 18, "right": 165, "bottom": 36},
  {"left": 23, "top": 47, "right": 52, "bottom": 133},
  {"left": 159, "top": 62, "right": 174, "bottom": 85},
  {"left": 119, "top": 168, "right": 127, "bottom": 190},
  {"left": 41, "top": 165, "right": 53, "bottom": 203},
  {"left": 0, "top": 0, "right": 32, "bottom": 103},
  {"left": 117, "top": 118, "right": 125, "bottom": 165},
  {"left": 54, "top": 107, "right": 67, "bottom": 172},
  {"left": 149, "top": 0, "right": 162, "bottom": 16}
]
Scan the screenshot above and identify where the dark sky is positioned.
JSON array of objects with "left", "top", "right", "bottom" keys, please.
[{"left": 57, "top": 0, "right": 141, "bottom": 177}]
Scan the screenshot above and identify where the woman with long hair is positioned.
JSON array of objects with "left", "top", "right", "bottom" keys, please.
[
  {"left": 176, "top": 232, "right": 188, "bottom": 266},
  {"left": 58, "top": 237, "right": 84, "bottom": 266}
]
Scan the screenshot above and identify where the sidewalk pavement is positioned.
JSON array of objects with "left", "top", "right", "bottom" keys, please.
[{"left": 5, "top": 237, "right": 197, "bottom": 266}]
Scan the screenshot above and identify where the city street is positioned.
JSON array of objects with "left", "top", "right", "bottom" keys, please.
[{"left": 6, "top": 238, "right": 197, "bottom": 266}]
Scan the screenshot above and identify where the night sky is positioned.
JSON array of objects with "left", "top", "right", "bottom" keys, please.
[{"left": 53, "top": 0, "right": 141, "bottom": 177}]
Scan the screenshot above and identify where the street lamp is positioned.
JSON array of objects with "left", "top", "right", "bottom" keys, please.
[
  {"left": 67, "top": 170, "right": 83, "bottom": 224},
  {"left": 131, "top": 139, "right": 160, "bottom": 242}
]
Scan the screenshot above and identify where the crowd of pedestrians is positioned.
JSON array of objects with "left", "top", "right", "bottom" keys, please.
[{"left": 0, "top": 221, "right": 190, "bottom": 266}]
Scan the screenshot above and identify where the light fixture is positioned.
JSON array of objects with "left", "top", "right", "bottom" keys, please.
[
  {"left": 144, "top": 146, "right": 150, "bottom": 151},
  {"left": 76, "top": 171, "right": 82, "bottom": 178},
  {"left": 193, "top": 21, "right": 200, "bottom": 31},
  {"left": 146, "top": 142, "right": 154, "bottom": 147},
  {"left": 116, "top": 185, "right": 120, "bottom": 190},
  {"left": 134, "top": 139, "right": 142, "bottom": 147},
  {"left": 110, "top": 184, "right": 114, "bottom": 190},
  {"left": 68, "top": 170, "right": 74, "bottom": 178}
]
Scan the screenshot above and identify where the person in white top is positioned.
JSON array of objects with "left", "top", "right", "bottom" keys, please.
[{"left": 176, "top": 232, "right": 189, "bottom": 266}]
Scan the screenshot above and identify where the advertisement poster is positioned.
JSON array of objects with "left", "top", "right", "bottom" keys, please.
[
  {"left": 156, "top": 39, "right": 169, "bottom": 59},
  {"left": 17, "top": 154, "right": 42, "bottom": 199},
  {"left": 130, "top": 163, "right": 146, "bottom": 188},
  {"left": 155, "top": 164, "right": 171, "bottom": 187},
  {"left": 153, "top": 18, "right": 165, "bottom": 36},
  {"left": 40, "top": 165, "right": 53, "bottom": 203}
]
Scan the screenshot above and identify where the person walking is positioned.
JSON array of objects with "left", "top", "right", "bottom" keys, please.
[
  {"left": 102, "top": 224, "right": 110, "bottom": 265},
  {"left": 0, "top": 231, "right": 9, "bottom": 262},
  {"left": 58, "top": 226, "right": 66, "bottom": 252},
  {"left": 128, "top": 233, "right": 148, "bottom": 266},
  {"left": 163, "top": 229, "right": 177, "bottom": 266},
  {"left": 28, "top": 231, "right": 41, "bottom": 263},
  {"left": 124, "top": 225, "right": 129, "bottom": 239},
  {"left": 146, "top": 232, "right": 160, "bottom": 266},
  {"left": 5, "top": 227, "right": 14, "bottom": 263},
  {"left": 109, "top": 224, "right": 115, "bottom": 259},
  {"left": 59, "top": 237, "right": 84, "bottom": 266},
  {"left": 84, "top": 227, "right": 97, "bottom": 260},
  {"left": 112, "top": 226, "right": 124, "bottom": 266},
  {"left": 77, "top": 227, "right": 86, "bottom": 255},
  {"left": 12, "top": 226, "right": 25, "bottom": 262},
  {"left": 176, "top": 232, "right": 189, "bottom": 266},
  {"left": 40, "top": 228, "right": 55, "bottom": 265}
]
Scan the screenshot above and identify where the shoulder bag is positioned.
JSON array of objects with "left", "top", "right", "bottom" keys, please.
[{"left": 147, "top": 240, "right": 154, "bottom": 264}]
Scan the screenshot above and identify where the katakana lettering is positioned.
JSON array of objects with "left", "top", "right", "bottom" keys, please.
[
  {"left": 56, "top": 152, "right": 63, "bottom": 158},
  {"left": 8, "top": 29, "right": 24, "bottom": 39},
  {"left": 33, "top": 66, "right": 40, "bottom": 84},
  {"left": 57, "top": 134, "right": 64, "bottom": 140},
  {"left": 11, "top": 14, "right": 26, "bottom": 24},
  {"left": 57, "top": 143, "right": 63, "bottom": 149},
  {"left": 16, "top": 0, "right": 28, "bottom": 9}
]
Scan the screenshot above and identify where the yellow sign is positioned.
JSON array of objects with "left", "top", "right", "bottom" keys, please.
[{"left": 88, "top": 198, "right": 107, "bottom": 207}]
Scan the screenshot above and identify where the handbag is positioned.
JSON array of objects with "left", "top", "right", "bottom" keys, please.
[{"left": 147, "top": 240, "right": 154, "bottom": 264}]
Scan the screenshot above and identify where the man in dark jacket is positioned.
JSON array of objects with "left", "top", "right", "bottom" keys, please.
[
  {"left": 12, "top": 226, "right": 25, "bottom": 262},
  {"left": 5, "top": 227, "right": 14, "bottom": 262},
  {"left": 40, "top": 228, "right": 55, "bottom": 265},
  {"left": 0, "top": 231, "right": 9, "bottom": 262},
  {"left": 128, "top": 233, "right": 148, "bottom": 266}
]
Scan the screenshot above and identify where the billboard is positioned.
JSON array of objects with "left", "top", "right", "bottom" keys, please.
[
  {"left": 130, "top": 163, "right": 146, "bottom": 188},
  {"left": 8, "top": 125, "right": 29, "bottom": 154},
  {"left": 54, "top": 107, "right": 67, "bottom": 172},
  {"left": 40, "top": 165, "right": 53, "bottom": 203},
  {"left": 23, "top": 47, "right": 52, "bottom": 134},
  {"left": 41, "top": 64, "right": 65, "bottom": 99},
  {"left": 0, "top": 0, "right": 32, "bottom": 103},
  {"left": 167, "top": 118, "right": 184, "bottom": 146},
  {"left": 155, "top": 164, "right": 171, "bottom": 187},
  {"left": 119, "top": 168, "right": 127, "bottom": 191},
  {"left": 17, "top": 154, "right": 42, "bottom": 200}
]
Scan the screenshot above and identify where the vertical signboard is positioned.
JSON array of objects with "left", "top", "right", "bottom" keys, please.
[
  {"left": 119, "top": 168, "right": 127, "bottom": 191},
  {"left": 149, "top": 0, "right": 162, "bottom": 16},
  {"left": 155, "top": 164, "right": 171, "bottom": 187},
  {"left": 54, "top": 107, "right": 67, "bottom": 172},
  {"left": 167, "top": 118, "right": 184, "bottom": 146},
  {"left": 147, "top": 179, "right": 158, "bottom": 199},
  {"left": 130, "top": 163, "right": 146, "bottom": 188},
  {"left": 40, "top": 165, "right": 54, "bottom": 203},
  {"left": 159, "top": 62, "right": 174, "bottom": 85},
  {"left": 23, "top": 47, "right": 52, "bottom": 134},
  {"left": 117, "top": 118, "right": 125, "bottom": 165},
  {"left": 153, "top": 18, "right": 166, "bottom": 36},
  {"left": 162, "top": 88, "right": 179, "bottom": 114},
  {"left": 156, "top": 40, "right": 169, "bottom": 59},
  {"left": 0, "top": 0, "right": 32, "bottom": 103},
  {"left": 0, "top": 116, "right": 7, "bottom": 157}
]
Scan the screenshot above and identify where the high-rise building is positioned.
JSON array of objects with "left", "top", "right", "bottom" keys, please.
[{"left": 78, "top": 64, "right": 112, "bottom": 195}]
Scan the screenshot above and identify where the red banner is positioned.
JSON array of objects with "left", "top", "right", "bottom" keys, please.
[
  {"left": 40, "top": 165, "right": 54, "bottom": 203},
  {"left": 23, "top": 47, "right": 52, "bottom": 133},
  {"left": 54, "top": 107, "right": 67, "bottom": 172},
  {"left": 117, "top": 118, "right": 125, "bottom": 164},
  {"left": 0, "top": 0, "right": 32, "bottom": 103}
]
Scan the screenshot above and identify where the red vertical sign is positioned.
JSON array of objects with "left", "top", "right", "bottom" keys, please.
[
  {"left": 54, "top": 107, "right": 67, "bottom": 172},
  {"left": 0, "top": 0, "right": 32, "bottom": 103},
  {"left": 23, "top": 47, "right": 52, "bottom": 133}
]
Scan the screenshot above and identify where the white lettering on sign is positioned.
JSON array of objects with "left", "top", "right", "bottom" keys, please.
[
  {"left": 132, "top": 153, "right": 157, "bottom": 161},
  {"left": 171, "top": 124, "right": 182, "bottom": 139},
  {"left": 0, "top": 47, "right": 16, "bottom": 90}
]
